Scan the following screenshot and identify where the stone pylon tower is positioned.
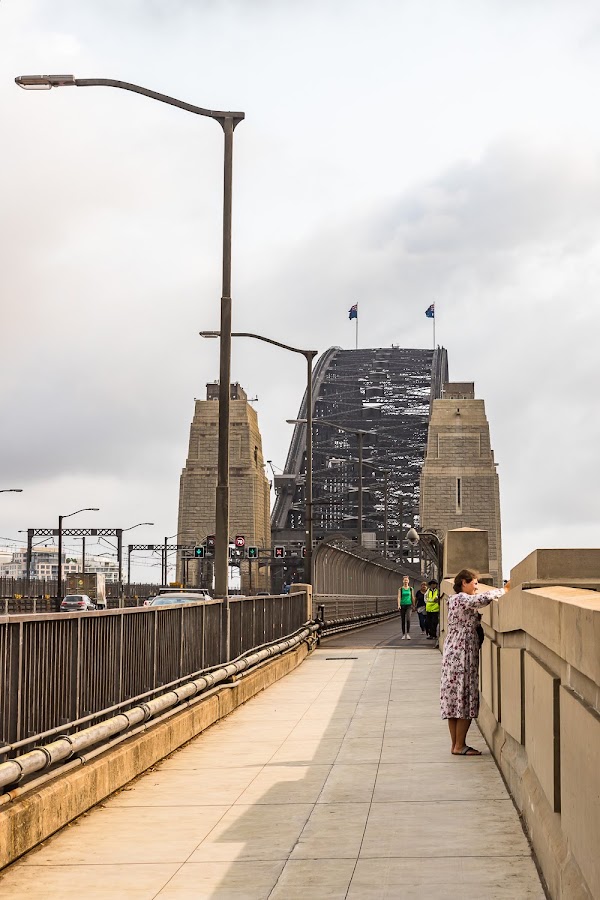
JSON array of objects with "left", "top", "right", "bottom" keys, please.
[
  {"left": 420, "top": 382, "right": 503, "bottom": 585},
  {"left": 177, "top": 383, "right": 271, "bottom": 593}
]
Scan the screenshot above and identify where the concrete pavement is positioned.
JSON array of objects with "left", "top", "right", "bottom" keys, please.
[{"left": 0, "top": 615, "right": 545, "bottom": 899}]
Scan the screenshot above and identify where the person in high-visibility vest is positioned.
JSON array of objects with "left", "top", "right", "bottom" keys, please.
[{"left": 425, "top": 579, "right": 439, "bottom": 640}]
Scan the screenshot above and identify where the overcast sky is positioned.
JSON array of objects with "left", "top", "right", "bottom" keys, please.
[{"left": 1, "top": 0, "right": 599, "bottom": 582}]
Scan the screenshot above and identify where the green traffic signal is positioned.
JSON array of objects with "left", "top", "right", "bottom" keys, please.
[
  {"left": 194, "top": 546, "right": 205, "bottom": 558},
  {"left": 247, "top": 546, "right": 259, "bottom": 559}
]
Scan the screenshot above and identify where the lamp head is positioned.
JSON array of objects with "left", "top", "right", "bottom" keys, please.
[
  {"left": 199, "top": 331, "right": 220, "bottom": 339},
  {"left": 406, "top": 527, "right": 420, "bottom": 545},
  {"left": 16, "top": 74, "right": 76, "bottom": 90}
]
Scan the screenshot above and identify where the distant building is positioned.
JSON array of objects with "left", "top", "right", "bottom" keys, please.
[
  {"left": 1, "top": 546, "right": 120, "bottom": 583},
  {"left": 0, "top": 547, "right": 13, "bottom": 566}
]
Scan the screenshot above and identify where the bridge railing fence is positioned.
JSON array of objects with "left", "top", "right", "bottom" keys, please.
[
  {"left": 0, "top": 578, "right": 165, "bottom": 613},
  {"left": 313, "top": 594, "right": 398, "bottom": 620},
  {"left": 0, "top": 593, "right": 307, "bottom": 757}
]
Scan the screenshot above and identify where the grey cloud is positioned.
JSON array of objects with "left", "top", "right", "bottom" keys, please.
[
  {"left": 374, "top": 143, "right": 600, "bottom": 256},
  {"left": 3, "top": 1, "right": 600, "bottom": 578}
]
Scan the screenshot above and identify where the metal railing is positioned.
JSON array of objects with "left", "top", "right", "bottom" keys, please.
[
  {"left": 313, "top": 534, "right": 421, "bottom": 595},
  {"left": 0, "top": 578, "right": 165, "bottom": 611},
  {"left": 0, "top": 593, "right": 307, "bottom": 757},
  {"left": 313, "top": 594, "right": 398, "bottom": 619}
]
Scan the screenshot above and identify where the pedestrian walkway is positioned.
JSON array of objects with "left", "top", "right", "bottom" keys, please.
[{"left": 0, "top": 616, "right": 545, "bottom": 899}]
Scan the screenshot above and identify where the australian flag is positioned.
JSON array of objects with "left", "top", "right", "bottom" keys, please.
[
  {"left": 425, "top": 303, "right": 435, "bottom": 319},
  {"left": 349, "top": 303, "right": 358, "bottom": 320}
]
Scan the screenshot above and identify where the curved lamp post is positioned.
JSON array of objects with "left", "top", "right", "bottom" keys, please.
[
  {"left": 201, "top": 331, "right": 318, "bottom": 587},
  {"left": 406, "top": 527, "right": 443, "bottom": 580},
  {"left": 15, "top": 74, "right": 244, "bottom": 606},
  {"left": 57, "top": 507, "right": 99, "bottom": 601},
  {"left": 122, "top": 522, "right": 154, "bottom": 589},
  {"left": 362, "top": 462, "right": 390, "bottom": 556},
  {"left": 288, "top": 418, "right": 375, "bottom": 547}
]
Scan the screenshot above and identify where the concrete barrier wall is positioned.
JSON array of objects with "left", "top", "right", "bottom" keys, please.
[{"left": 440, "top": 551, "right": 600, "bottom": 900}]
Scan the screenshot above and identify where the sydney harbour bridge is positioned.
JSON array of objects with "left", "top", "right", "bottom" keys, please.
[{"left": 271, "top": 346, "right": 448, "bottom": 556}]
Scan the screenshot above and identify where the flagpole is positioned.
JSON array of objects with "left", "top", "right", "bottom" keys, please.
[{"left": 356, "top": 314, "right": 358, "bottom": 350}]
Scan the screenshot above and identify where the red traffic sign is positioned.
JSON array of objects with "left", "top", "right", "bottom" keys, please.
[{"left": 234, "top": 535, "right": 246, "bottom": 548}]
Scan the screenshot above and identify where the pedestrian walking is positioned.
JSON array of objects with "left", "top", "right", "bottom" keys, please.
[
  {"left": 415, "top": 580, "right": 428, "bottom": 634},
  {"left": 425, "top": 579, "right": 439, "bottom": 640},
  {"left": 399, "top": 576, "right": 415, "bottom": 640},
  {"left": 440, "top": 568, "right": 508, "bottom": 755}
]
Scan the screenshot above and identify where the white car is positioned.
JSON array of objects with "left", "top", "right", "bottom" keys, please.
[
  {"left": 147, "top": 593, "right": 210, "bottom": 607},
  {"left": 144, "top": 588, "right": 212, "bottom": 606},
  {"left": 60, "top": 594, "right": 96, "bottom": 612}
]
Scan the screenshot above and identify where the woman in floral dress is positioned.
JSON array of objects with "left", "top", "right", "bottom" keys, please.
[{"left": 440, "top": 568, "right": 506, "bottom": 756}]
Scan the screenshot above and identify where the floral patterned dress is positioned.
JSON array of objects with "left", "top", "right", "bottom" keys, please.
[{"left": 440, "top": 589, "right": 504, "bottom": 719}]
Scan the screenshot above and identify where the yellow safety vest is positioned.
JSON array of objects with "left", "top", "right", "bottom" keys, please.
[{"left": 425, "top": 588, "right": 439, "bottom": 613}]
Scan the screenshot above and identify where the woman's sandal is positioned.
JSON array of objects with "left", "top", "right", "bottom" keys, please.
[{"left": 452, "top": 745, "right": 481, "bottom": 756}]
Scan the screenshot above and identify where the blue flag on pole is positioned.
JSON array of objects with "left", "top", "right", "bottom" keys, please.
[
  {"left": 425, "top": 303, "right": 435, "bottom": 319},
  {"left": 349, "top": 303, "right": 358, "bottom": 320}
]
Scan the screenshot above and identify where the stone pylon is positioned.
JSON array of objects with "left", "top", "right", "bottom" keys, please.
[
  {"left": 420, "top": 382, "right": 503, "bottom": 586},
  {"left": 177, "top": 383, "right": 271, "bottom": 593}
]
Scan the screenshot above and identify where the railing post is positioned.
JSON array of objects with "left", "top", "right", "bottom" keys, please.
[
  {"left": 220, "top": 599, "right": 230, "bottom": 664},
  {"left": 290, "top": 583, "right": 312, "bottom": 623}
]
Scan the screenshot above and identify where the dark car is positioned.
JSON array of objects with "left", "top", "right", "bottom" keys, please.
[
  {"left": 60, "top": 594, "right": 96, "bottom": 612},
  {"left": 147, "top": 593, "right": 210, "bottom": 607}
]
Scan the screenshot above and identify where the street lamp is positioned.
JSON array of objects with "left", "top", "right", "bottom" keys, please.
[
  {"left": 362, "top": 462, "right": 390, "bottom": 556},
  {"left": 0, "top": 489, "right": 23, "bottom": 493},
  {"left": 406, "top": 527, "right": 443, "bottom": 579},
  {"left": 16, "top": 74, "right": 244, "bottom": 606},
  {"left": 200, "top": 331, "right": 318, "bottom": 587},
  {"left": 287, "top": 418, "right": 375, "bottom": 547},
  {"left": 122, "top": 522, "right": 154, "bottom": 589},
  {"left": 57, "top": 507, "right": 99, "bottom": 601}
]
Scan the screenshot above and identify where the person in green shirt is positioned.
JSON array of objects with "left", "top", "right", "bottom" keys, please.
[
  {"left": 399, "top": 575, "right": 415, "bottom": 640},
  {"left": 425, "top": 579, "right": 439, "bottom": 640}
]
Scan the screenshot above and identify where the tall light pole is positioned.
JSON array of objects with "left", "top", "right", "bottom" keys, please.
[
  {"left": 56, "top": 508, "right": 99, "bottom": 601},
  {"left": 362, "top": 462, "right": 390, "bottom": 556},
  {"left": 406, "top": 527, "right": 443, "bottom": 581},
  {"left": 162, "top": 531, "right": 185, "bottom": 586},
  {"left": 288, "top": 418, "right": 374, "bottom": 547},
  {"left": 121, "top": 522, "right": 154, "bottom": 595},
  {"left": 15, "top": 75, "right": 244, "bottom": 606},
  {"left": 200, "top": 331, "right": 318, "bottom": 586}
]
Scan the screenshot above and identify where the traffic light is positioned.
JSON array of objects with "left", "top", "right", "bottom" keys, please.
[
  {"left": 234, "top": 534, "right": 246, "bottom": 548},
  {"left": 194, "top": 546, "right": 205, "bottom": 558},
  {"left": 301, "top": 546, "right": 307, "bottom": 558},
  {"left": 247, "top": 546, "right": 259, "bottom": 559},
  {"left": 206, "top": 534, "right": 215, "bottom": 555},
  {"left": 274, "top": 546, "right": 285, "bottom": 559}
]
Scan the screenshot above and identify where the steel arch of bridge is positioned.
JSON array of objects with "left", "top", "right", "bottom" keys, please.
[{"left": 272, "top": 346, "right": 448, "bottom": 559}]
